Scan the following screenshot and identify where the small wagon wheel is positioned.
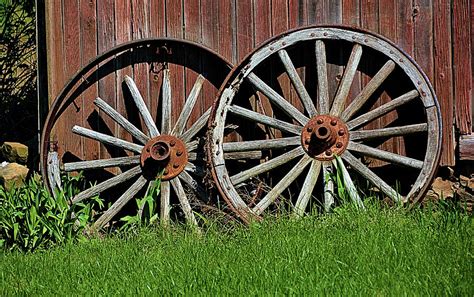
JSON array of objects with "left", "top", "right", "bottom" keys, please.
[
  {"left": 208, "top": 26, "right": 441, "bottom": 222},
  {"left": 41, "top": 38, "right": 231, "bottom": 230}
]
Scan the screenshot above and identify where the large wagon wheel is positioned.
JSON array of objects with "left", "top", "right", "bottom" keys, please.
[
  {"left": 208, "top": 26, "right": 441, "bottom": 222},
  {"left": 41, "top": 39, "right": 231, "bottom": 230}
]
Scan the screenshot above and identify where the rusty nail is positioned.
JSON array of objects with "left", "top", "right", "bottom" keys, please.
[
  {"left": 164, "top": 169, "right": 169, "bottom": 175},
  {"left": 330, "top": 119, "right": 337, "bottom": 126},
  {"left": 421, "top": 91, "right": 426, "bottom": 97},
  {"left": 317, "top": 118, "right": 324, "bottom": 124},
  {"left": 305, "top": 138, "right": 311, "bottom": 144},
  {"left": 307, "top": 127, "right": 313, "bottom": 132},
  {"left": 336, "top": 142, "right": 343, "bottom": 148},
  {"left": 173, "top": 163, "right": 179, "bottom": 169},
  {"left": 338, "top": 129, "right": 345, "bottom": 136},
  {"left": 325, "top": 150, "right": 332, "bottom": 156},
  {"left": 170, "top": 140, "right": 176, "bottom": 147},
  {"left": 176, "top": 150, "right": 183, "bottom": 156},
  {"left": 146, "top": 148, "right": 150, "bottom": 152}
]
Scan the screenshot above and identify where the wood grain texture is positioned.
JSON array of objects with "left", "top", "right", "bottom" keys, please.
[
  {"left": 433, "top": 0, "right": 454, "bottom": 165},
  {"left": 459, "top": 134, "right": 474, "bottom": 160},
  {"left": 453, "top": 0, "right": 473, "bottom": 134},
  {"left": 80, "top": 0, "right": 99, "bottom": 161}
]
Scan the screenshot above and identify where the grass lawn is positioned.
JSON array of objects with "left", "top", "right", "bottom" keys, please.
[{"left": 1, "top": 204, "right": 472, "bottom": 295}]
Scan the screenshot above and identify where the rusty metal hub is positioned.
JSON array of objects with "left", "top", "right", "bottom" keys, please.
[
  {"left": 140, "top": 135, "right": 188, "bottom": 180},
  {"left": 301, "top": 115, "right": 349, "bottom": 161}
]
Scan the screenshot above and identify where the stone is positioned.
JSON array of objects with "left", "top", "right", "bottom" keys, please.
[
  {"left": 0, "top": 142, "right": 28, "bottom": 164},
  {"left": 430, "top": 177, "right": 455, "bottom": 199},
  {"left": 0, "top": 163, "right": 29, "bottom": 191},
  {"left": 460, "top": 175, "right": 469, "bottom": 187}
]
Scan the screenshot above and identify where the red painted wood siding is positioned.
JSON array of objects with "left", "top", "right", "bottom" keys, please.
[{"left": 44, "top": 0, "right": 472, "bottom": 166}]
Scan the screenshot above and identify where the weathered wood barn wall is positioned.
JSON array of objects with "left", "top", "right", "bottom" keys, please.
[{"left": 40, "top": 0, "right": 472, "bottom": 166}]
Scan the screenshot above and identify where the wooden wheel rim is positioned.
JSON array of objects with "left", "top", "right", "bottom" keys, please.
[
  {"left": 208, "top": 26, "right": 442, "bottom": 222},
  {"left": 41, "top": 38, "right": 232, "bottom": 230}
]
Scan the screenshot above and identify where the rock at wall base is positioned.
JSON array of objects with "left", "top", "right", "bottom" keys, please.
[
  {"left": 0, "top": 163, "right": 29, "bottom": 191},
  {"left": 0, "top": 142, "right": 28, "bottom": 164}
]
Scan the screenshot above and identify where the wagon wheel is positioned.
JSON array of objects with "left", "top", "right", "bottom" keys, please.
[
  {"left": 208, "top": 26, "right": 441, "bottom": 222},
  {"left": 41, "top": 39, "right": 231, "bottom": 230}
]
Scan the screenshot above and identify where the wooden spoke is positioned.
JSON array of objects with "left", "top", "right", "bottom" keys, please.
[
  {"left": 330, "top": 44, "right": 363, "bottom": 116},
  {"left": 228, "top": 105, "right": 302, "bottom": 135},
  {"left": 170, "top": 178, "right": 198, "bottom": 227},
  {"left": 181, "top": 108, "right": 210, "bottom": 143},
  {"left": 246, "top": 72, "right": 310, "bottom": 125},
  {"left": 342, "top": 151, "right": 401, "bottom": 202},
  {"left": 161, "top": 69, "right": 172, "bottom": 134},
  {"left": 348, "top": 141, "right": 424, "bottom": 169},
  {"left": 253, "top": 155, "right": 312, "bottom": 215},
  {"left": 347, "top": 90, "right": 419, "bottom": 130},
  {"left": 278, "top": 49, "right": 317, "bottom": 117},
  {"left": 72, "top": 125, "right": 143, "bottom": 153},
  {"left": 172, "top": 74, "right": 205, "bottom": 136},
  {"left": 294, "top": 160, "right": 322, "bottom": 217},
  {"left": 230, "top": 147, "right": 304, "bottom": 185},
  {"left": 93, "top": 175, "right": 147, "bottom": 230},
  {"left": 124, "top": 75, "right": 160, "bottom": 137},
  {"left": 160, "top": 181, "right": 170, "bottom": 226},
  {"left": 224, "top": 151, "right": 263, "bottom": 160},
  {"left": 222, "top": 136, "right": 300, "bottom": 152},
  {"left": 333, "top": 157, "right": 365, "bottom": 209},
  {"left": 179, "top": 170, "right": 207, "bottom": 202},
  {"left": 322, "top": 163, "right": 335, "bottom": 212},
  {"left": 185, "top": 162, "right": 206, "bottom": 177},
  {"left": 350, "top": 123, "right": 428, "bottom": 141},
  {"left": 94, "top": 97, "right": 149, "bottom": 144},
  {"left": 315, "top": 40, "right": 330, "bottom": 114},
  {"left": 185, "top": 140, "right": 199, "bottom": 152},
  {"left": 341, "top": 60, "right": 396, "bottom": 121},
  {"left": 64, "top": 155, "right": 141, "bottom": 172},
  {"left": 71, "top": 166, "right": 142, "bottom": 204}
]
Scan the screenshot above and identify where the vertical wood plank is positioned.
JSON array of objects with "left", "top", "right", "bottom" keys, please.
[
  {"left": 453, "top": 0, "right": 472, "bottom": 134},
  {"left": 97, "top": 0, "right": 116, "bottom": 160},
  {"left": 288, "top": 0, "right": 308, "bottom": 29},
  {"left": 379, "top": 0, "right": 401, "bottom": 157},
  {"left": 115, "top": 0, "right": 133, "bottom": 146},
  {"left": 131, "top": 0, "right": 150, "bottom": 135},
  {"left": 184, "top": 0, "right": 202, "bottom": 128},
  {"left": 433, "top": 0, "right": 455, "bottom": 165},
  {"left": 45, "top": 0, "right": 65, "bottom": 157},
  {"left": 236, "top": 0, "right": 253, "bottom": 60},
  {"left": 342, "top": 0, "right": 362, "bottom": 103},
  {"left": 201, "top": 0, "right": 220, "bottom": 111},
  {"left": 253, "top": 0, "right": 271, "bottom": 46},
  {"left": 62, "top": 0, "right": 82, "bottom": 159},
  {"left": 396, "top": 0, "right": 414, "bottom": 56},
  {"left": 217, "top": 0, "right": 236, "bottom": 63},
  {"left": 166, "top": 0, "right": 185, "bottom": 124},
  {"left": 80, "top": 0, "right": 99, "bottom": 161},
  {"left": 149, "top": 0, "right": 166, "bottom": 132}
]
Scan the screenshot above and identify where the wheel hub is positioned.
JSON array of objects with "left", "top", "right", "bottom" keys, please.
[
  {"left": 301, "top": 115, "right": 349, "bottom": 161},
  {"left": 140, "top": 135, "right": 188, "bottom": 180}
]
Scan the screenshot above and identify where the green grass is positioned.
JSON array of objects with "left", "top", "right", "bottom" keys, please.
[{"left": 1, "top": 204, "right": 472, "bottom": 295}]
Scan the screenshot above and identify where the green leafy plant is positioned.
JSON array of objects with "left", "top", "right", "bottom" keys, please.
[
  {"left": 0, "top": 173, "right": 103, "bottom": 252},
  {"left": 119, "top": 178, "right": 162, "bottom": 231}
]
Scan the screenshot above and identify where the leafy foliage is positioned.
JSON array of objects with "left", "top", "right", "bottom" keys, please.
[
  {"left": 0, "top": 0, "right": 37, "bottom": 144},
  {"left": 0, "top": 173, "right": 103, "bottom": 252}
]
